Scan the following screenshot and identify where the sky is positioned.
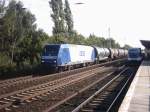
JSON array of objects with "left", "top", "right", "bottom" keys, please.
[{"left": 17, "top": 0, "right": 150, "bottom": 48}]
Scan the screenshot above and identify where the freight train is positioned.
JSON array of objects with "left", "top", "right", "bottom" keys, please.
[{"left": 41, "top": 44, "right": 128, "bottom": 71}]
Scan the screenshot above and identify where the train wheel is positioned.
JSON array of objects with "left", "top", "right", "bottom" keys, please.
[
  {"left": 68, "top": 66, "right": 71, "bottom": 71},
  {"left": 58, "top": 67, "right": 63, "bottom": 72}
]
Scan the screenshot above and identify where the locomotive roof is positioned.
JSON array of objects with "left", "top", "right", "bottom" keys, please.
[
  {"left": 45, "top": 44, "right": 91, "bottom": 47},
  {"left": 140, "top": 40, "right": 150, "bottom": 49}
]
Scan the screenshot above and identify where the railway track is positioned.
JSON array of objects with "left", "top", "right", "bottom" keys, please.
[
  {"left": 0, "top": 59, "right": 127, "bottom": 112},
  {"left": 68, "top": 67, "right": 136, "bottom": 112},
  {"left": 0, "top": 65, "right": 117, "bottom": 111},
  {"left": 0, "top": 59, "right": 126, "bottom": 96},
  {"left": 0, "top": 64, "right": 102, "bottom": 96},
  {"left": 0, "top": 76, "right": 32, "bottom": 87},
  {"left": 47, "top": 66, "right": 137, "bottom": 112}
]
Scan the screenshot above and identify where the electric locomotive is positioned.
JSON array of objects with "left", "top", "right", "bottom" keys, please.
[{"left": 128, "top": 48, "right": 142, "bottom": 62}]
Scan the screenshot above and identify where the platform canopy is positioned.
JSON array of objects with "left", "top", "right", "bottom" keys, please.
[{"left": 140, "top": 40, "right": 150, "bottom": 49}]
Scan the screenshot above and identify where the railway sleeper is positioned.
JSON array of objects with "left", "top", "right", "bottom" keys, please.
[
  {"left": 12, "top": 105, "right": 19, "bottom": 108},
  {"left": 16, "top": 94, "right": 24, "bottom": 97},
  {"left": 11, "top": 98, "right": 22, "bottom": 105},
  {"left": 81, "top": 109, "right": 94, "bottom": 112},
  {"left": 89, "top": 103, "right": 99, "bottom": 106},
  {"left": 78, "top": 91, "right": 122, "bottom": 111},
  {"left": 0, "top": 100, "right": 9, "bottom": 104},
  {"left": 64, "top": 102, "right": 74, "bottom": 106},
  {"left": 5, "top": 107, "right": 11, "bottom": 111},
  {"left": 82, "top": 106, "right": 106, "bottom": 112},
  {"left": 91, "top": 100, "right": 102, "bottom": 103}
]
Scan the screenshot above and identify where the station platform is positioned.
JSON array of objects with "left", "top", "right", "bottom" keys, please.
[{"left": 119, "top": 61, "right": 150, "bottom": 112}]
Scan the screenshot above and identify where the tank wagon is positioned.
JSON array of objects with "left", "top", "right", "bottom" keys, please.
[
  {"left": 109, "top": 48, "right": 128, "bottom": 59},
  {"left": 118, "top": 49, "right": 126, "bottom": 57},
  {"left": 41, "top": 44, "right": 128, "bottom": 71},
  {"left": 93, "top": 47, "right": 110, "bottom": 63},
  {"left": 124, "top": 49, "right": 128, "bottom": 56},
  {"left": 109, "top": 48, "right": 119, "bottom": 59}
]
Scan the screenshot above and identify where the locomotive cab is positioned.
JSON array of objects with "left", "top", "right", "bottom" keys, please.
[
  {"left": 41, "top": 44, "right": 60, "bottom": 67},
  {"left": 128, "top": 48, "right": 142, "bottom": 62}
]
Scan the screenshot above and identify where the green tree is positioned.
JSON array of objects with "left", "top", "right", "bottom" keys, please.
[
  {"left": 123, "top": 44, "right": 132, "bottom": 49},
  {"left": 49, "top": 0, "right": 66, "bottom": 41},
  {"left": 64, "top": 0, "right": 74, "bottom": 37},
  {"left": 0, "top": 0, "right": 5, "bottom": 14},
  {"left": 105, "top": 38, "right": 120, "bottom": 48},
  {"left": 86, "top": 34, "right": 105, "bottom": 47},
  {"left": 85, "top": 34, "right": 121, "bottom": 48},
  {"left": 2, "top": 0, "right": 27, "bottom": 64},
  {"left": 1, "top": 0, "right": 48, "bottom": 67},
  {"left": 17, "top": 29, "right": 49, "bottom": 66},
  {"left": 13, "top": 10, "right": 37, "bottom": 66},
  {"left": 0, "top": 0, "right": 6, "bottom": 50}
]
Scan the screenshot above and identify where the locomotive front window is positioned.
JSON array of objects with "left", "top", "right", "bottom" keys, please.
[{"left": 43, "top": 45, "right": 60, "bottom": 56}]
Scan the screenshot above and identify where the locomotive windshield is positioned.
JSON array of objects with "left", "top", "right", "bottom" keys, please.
[
  {"left": 129, "top": 48, "right": 141, "bottom": 53},
  {"left": 42, "top": 45, "right": 60, "bottom": 56}
]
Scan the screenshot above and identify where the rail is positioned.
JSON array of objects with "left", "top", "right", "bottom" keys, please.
[{"left": 72, "top": 68, "right": 129, "bottom": 112}]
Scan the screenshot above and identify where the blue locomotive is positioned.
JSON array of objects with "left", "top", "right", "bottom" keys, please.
[
  {"left": 41, "top": 44, "right": 96, "bottom": 70},
  {"left": 128, "top": 48, "right": 142, "bottom": 62}
]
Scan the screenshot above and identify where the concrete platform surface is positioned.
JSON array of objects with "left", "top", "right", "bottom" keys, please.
[{"left": 119, "top": 61, "right": 150, "bottom": 112}]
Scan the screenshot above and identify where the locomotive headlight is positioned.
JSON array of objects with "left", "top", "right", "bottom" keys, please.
[
  {"left": 42, "top": 60, "right": 44, "bottom": 62},
  {"left": 54, "top": 60, "right": 56, "bottom": 63}
]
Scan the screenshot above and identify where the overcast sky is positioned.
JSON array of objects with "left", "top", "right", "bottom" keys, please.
[{"left": 18, "top": 0, "right": 150, "bottom": 48}]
